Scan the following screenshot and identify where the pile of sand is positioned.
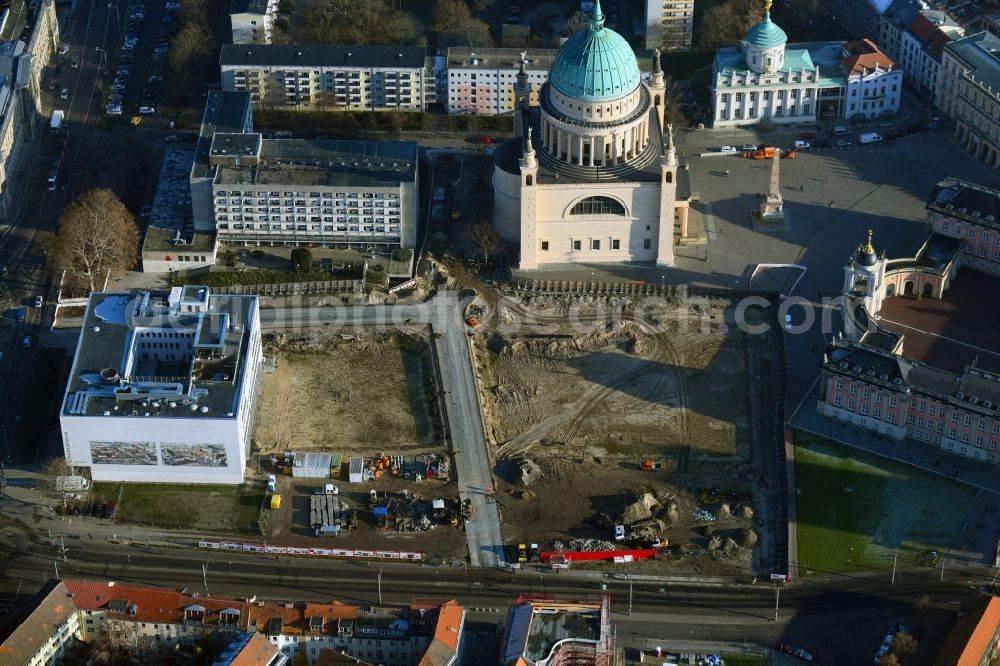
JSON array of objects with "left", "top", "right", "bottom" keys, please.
[
  {"left": 516, "top": 458, "right": 543, "bottom": 487},
  {"left": 619, "top": 492, "right": 661, "bottom": 524}
]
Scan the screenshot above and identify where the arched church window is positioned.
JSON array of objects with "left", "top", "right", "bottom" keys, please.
[{"left": 571, "top": 196, "right": 625, "bottom": 216}]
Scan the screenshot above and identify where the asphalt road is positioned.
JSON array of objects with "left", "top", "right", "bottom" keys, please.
[
  {"left": 0, "top": 534, "right": 991, "bottom": 662},
  {"left": 259, "top": 293, "right": 506, "bottom": 567}
]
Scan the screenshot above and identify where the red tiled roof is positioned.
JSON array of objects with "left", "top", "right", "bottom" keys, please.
[
  {"left": 934, "top": 592, "right": 1000, "bottom": 665},
  {"left": 0, "top": 580, "right": 77, "bottom": 664},
  {"left": 246, "top": 601, "right": 303, "bottom": 635},
  {"left": 843, "top": 38, "right": 898, "bottom": 76},
  {"left": 230, "top": 632, "right": 282, "bottom": 666},
  {"left": 908, "top": 13, "right": 938, "bottom": 43},
  {"left": 417, "top": 600, "right": 464, "bottom": 666},
  {"left": 63, "top": 581, "right": 246, "bottom": 627}
]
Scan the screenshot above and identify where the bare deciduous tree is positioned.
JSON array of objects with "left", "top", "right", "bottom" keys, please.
[
  {"left": 470, "top": 221, "right": 502, "bottom": 259},
  {"left": 49, "top": 189, "right": 139, "bottom": 292},
  {"left": 695, "top": 0, "right": 764, "bottom": 53},
  {"left": 877, "top": 653, "right": 900, "bottom": 666}
]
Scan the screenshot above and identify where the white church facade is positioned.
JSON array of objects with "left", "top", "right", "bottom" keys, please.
[{"left": 491, "top": 1, "right": 687, "bottom": 270}]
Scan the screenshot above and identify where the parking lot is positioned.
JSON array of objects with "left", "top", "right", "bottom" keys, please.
[{"left": 103, "top": 0, "right": 178, "bottom": 120}]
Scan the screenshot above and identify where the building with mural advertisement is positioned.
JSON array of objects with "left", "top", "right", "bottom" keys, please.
[
  {"left": 818, "top": 178, "right": 1000, "bottom": 464},
  {"left": 59, "top": 286, "right": 262, "bottom": 484}
]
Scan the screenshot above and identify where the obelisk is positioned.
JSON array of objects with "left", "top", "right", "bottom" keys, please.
[{"left": 753, "top": 148, "right": 790, "bottom": 231}]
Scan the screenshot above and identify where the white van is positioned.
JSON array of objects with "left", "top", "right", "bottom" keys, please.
[
  {"left": 138, "top": 106, "right": 156, "bottom": 115},
  {"left": 833, "top": 126, "right": 850, "bottom": 136}
]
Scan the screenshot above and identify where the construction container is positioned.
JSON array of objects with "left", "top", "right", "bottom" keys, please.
[
  {"left": 270, "top": 495, "right": 282, "bottom": 510},
  {"left": 348, "top": 457, "right": 364, "bottom": 483},
  {"left": 293, "top": 452, "right": 333, "bottom": 478},
  {"left": 329, "top": 453, "right": 342, "bottom": 477}
]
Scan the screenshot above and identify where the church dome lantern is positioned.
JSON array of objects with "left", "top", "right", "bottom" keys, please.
[{"left": 855, "top": 229, "right": 878, "bottom": 267}]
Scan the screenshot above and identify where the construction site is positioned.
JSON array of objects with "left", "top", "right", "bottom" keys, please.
[
  {"left": 254, "top": 329, "right": 444, "bottom": 455},
  {"left": 472, "top": 288, "right": 784, "bottom": 575}
]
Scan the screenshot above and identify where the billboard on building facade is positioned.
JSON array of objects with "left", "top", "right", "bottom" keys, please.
[
  {"left": 160, "top": 443, "right": 228, "bottom": 467},
  {"left": 89, "top": 441, "right": 157, "bottom": 465}
]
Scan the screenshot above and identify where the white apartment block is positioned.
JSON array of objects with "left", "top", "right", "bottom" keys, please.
[
  {"left": 220, "top": 44, "right": 431, "bottom": 111},
  {"left": 644, "top": 0, "right": 694, "bottom": 52},
  {"left": 444, "top": 48, "right": 553, "bottom": 115},
  {"left": 935, "top": 32, "right": 1000, "bottom": 170},
  {"left": 210, "top": 135, "right": 418, "bottom": 249},
  {"left": 230, "top": 0, "right": 278, "bottom": 44},
  {"left": 59, "top": 286, "right": 263, "bottom": 485},
  {"left": 843, "top": 39, "right": 904, "bottom": 119}
]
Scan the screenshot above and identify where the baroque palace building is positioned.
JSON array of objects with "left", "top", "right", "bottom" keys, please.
[
  {"left": 491, "top": 0, "right": 688, "bottom": 269},
  {"left": 818, "top": 179, "right": 1000, "bottom": 464}
]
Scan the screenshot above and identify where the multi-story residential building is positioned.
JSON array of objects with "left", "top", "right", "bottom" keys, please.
[
  {"left": 980, "top": 10, "right": 1000, "bottom": 39},
  {"left": 842, "top": 38, "right": 903, "bottom": 119},
  {"left": 499, "top": 595, "right": 612, "bottom": 666},
  {"left": 67, "top": 580, "right": 252, "bottom": 657},
  {"left": 230, "top": 0, "right": 279, "bottom": 44},
  {"left": 711, "top": 7, "right": 901, "bottom": 126},
  {"left": 644, "top": 0, "right": 694, "bottom": 52},
  {"left": 210, "top": 136, "right": 418, "bottom": 250},
  {"left": 0, "top": 580, "right": 80, "bottom": 666},
  {"left": 828, "top": 0, "right": 893, "bottom": 41},
  {"left": 933, "top": 591, "right": 1000, "bottom": 665},
  {"left": 445, "top": 48, "right": 554, "bottom": 115},
  {"left": 878, "top": 0, "right": 964, "bottom": 98},
  {"left": 0, "top": 0, "right": 58, "bottom": 220},
  {"left": 59, "top": 286, "right": 263, "bottom": 484},
  {"left": 248, "top": 599, "right": 464, "bottom": 665},
  {"left": 935, "top": 32, "right": 1000, "bottom": 170},
  {"left": 821, "top": 179, "right": 1000, "bottom": 463},
  {"left": 220, "top": 44, "right": 431, "bottom": 111},
  {"left": 191, "top": 91, "right": 256, "bottom": 233}
]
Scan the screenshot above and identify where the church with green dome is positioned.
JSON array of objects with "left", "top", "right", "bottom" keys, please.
[
  {"left": 710, "top": 0, "right": 902, "bottom": 127},
  {"left": 491, "top": 0, "right": 688, "bottom": 269}
]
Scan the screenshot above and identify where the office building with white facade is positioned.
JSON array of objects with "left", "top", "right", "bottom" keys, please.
[
  {"left": 644, "top": 0, "right": 694, "bottom": 52},
  {"left": 220, "top": 44, "right": 432, "bottom": 111},
  {"left": 59, "top": 286, "right": 262, "bottom": 485},
  {"left": 935, "top": 32, "right": 1000, "bottom": 170},
  {"left": 230, "top": 0, "right": 278, "bottom": 44},
  {"left": 492, "top": 1, "right": 689, "bottom": 270},
  {"left": 711, "top": 3, "right": 902, "bottom": 127}
]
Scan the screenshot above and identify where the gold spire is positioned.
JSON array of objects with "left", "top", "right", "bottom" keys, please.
[
  {"left": 764, "top": 0, "right": 772, "bottom": 12},
  {"left": 862, "top": 229, "right": 875, "bottom": 254}
]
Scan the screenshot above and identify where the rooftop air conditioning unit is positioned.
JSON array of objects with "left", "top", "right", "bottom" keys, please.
[
  {"left": 956, "top": 391, "right": 964, "bottom": 399},
  {"left": 893, "top": 378, "right": 902, "bottom": 385},
  {"left": 879, "top": 373, "right": 888, "bottom": 380},
  {"left": 970, "top": 397, "right": 978, "bottom": 404}
]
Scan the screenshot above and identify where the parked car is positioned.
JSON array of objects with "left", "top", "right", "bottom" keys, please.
[
  {"left": 15, "top": 307, "right": 25, "bottom": 321},
  {"left": 148, "top": 74, "right": 162, "bottom": 83},
  {"left": 836, "top": 139, "right": 853, "bottom": 147},
  {"left": 740, "top": 143, "right": 756, "bottom": 151},
  {"left": 105, "top": 104, "right": 122, "bottom": 115},
  {"left": 720, "top": 145, "right": 738, "bottom": 154},
  {"left": 154, "top": 45, "right": 169, "bottom": 54},
  {"left": 34, "top": 295, "right": 43, "bottom": 308},
  {"left": 60, "top": 88, "right": 69, "bottom": 99},
  {"left": 48, "top": 80, "right": 56, "bottom": 91},
  {"left": 21, "top": 335, "right": 31, "bottom": 348},
  {"left": 165, "top": 1, "right": 179, "bottom": 8},
  {"left": 793, "top": 140, "right": 810, "bottom": 150},
  {"left": 59, "top": 44, "right": 70, "bottom": 55}
]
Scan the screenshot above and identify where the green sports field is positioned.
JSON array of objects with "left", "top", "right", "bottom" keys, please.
[{"left": 794, "top": 434, "right": 975, "bottom": 574}]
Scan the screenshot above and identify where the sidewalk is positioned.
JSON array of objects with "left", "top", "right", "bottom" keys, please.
[{"left": 790, "top": 405, "right": 1000, "bottom": 496}]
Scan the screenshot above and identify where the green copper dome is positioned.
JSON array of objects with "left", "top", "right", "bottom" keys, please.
[
  {"left": 548, "top": 0, "right": 641, "bottom": 102},
  {"left": 746, "top": 11, "right": 787, "bottom": 49}
]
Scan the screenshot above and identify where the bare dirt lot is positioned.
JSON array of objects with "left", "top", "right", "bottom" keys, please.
[
  {"left": 254, "top": 330, "right": 445, "bottom": 455},
  {"left": 472, "top": 292, "right": 780, "bottom": 575}
]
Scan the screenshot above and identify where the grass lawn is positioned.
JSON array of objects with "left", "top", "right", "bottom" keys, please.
[
  {"left": 719, "top": 654, "right": 769, "bottom": 666},
  {"left": 794, "top": 433, "right": 975, "bottom": 575},
  {"left": 93, "top": 482, "right": 265, "bottom": 534}
]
